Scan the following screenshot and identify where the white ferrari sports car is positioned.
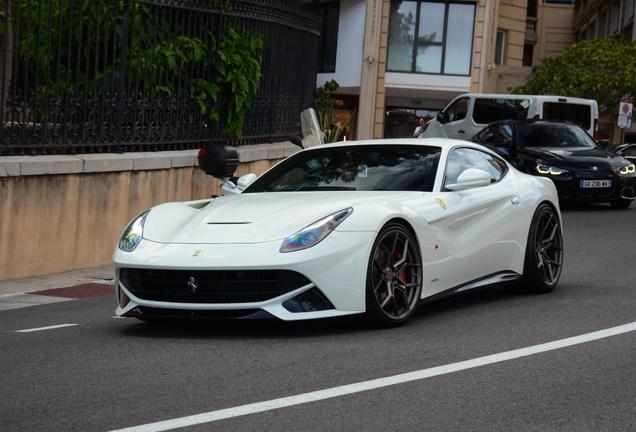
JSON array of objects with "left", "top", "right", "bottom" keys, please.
[{"left": 113, "top": 137, "right": 563, "bottom": 327}]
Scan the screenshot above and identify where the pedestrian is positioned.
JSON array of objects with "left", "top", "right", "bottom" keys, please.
[{"left": 413, "top": 117, "right": 425, "bottom": 138}]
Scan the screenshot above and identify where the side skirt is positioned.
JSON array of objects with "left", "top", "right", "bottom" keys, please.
[{"left": 420, "top": 271, "right": 522, "bottom": 304}]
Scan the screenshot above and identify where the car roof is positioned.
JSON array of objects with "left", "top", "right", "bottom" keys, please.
[{"left": 315, "top": 137, "right": 482, "bottom": 150}]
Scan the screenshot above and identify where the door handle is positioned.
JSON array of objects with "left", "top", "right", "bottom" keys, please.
[{"left": 458, "top": 130, "right": 465, "bottom": 134}]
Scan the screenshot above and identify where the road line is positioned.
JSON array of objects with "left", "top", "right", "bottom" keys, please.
[
  {"left": 109, "top": 321, "right": 636, "bottom": 432},
  {"left": 15, "top": 324, "right": 78, "bottom": 333},
  {"left": 0, "top": 293, "right": 71, "bottom": 311}
]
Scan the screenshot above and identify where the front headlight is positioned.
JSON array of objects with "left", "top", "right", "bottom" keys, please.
[
  {"left": 280, "top": 208, "right": 353, "bottom": 253},
  {"left": 536, "top": 164, "right": 569, "bottom": 176},
  {"left": 616, "top": 163, "right": 636, "bottom": 176},
  {"left": 118, "top": 210, "right": 150, "bottom": 252}
]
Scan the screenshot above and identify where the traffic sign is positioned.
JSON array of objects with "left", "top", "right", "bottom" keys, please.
[{"left": 618, "top": 102, "right": 633, "bottom": 129}]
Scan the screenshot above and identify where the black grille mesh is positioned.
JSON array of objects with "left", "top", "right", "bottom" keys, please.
[
  {"left": 120, "top": 268, "right": 312, "bottom": 304},
  {"left": 574, "top": 169, "right": 616, "bottom": 198}
]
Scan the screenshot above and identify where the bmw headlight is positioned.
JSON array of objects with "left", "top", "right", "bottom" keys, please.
[
  {"left": 118, "top": 210, "right": 150, "bottom": 252},
  {"left": 616, "top": 163, "right": 636, "bottom": 176},
  {"left": 280, "top": 208, "right": 353, "bottom": 253},
  {"left": 536, "top": 164, "right": 568, "bottom": 176}
]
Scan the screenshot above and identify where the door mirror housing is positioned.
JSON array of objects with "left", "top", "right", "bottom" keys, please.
[
  {"left": 445, "top": 168, "right": 492, "bottom": 191},
  {"left": 237, "top": 173, "right": 257, "bottom": 190}
]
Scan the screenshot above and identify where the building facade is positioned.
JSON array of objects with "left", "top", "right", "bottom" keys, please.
[{"left": 315, "top": 0, "right": 582, "bottom": 140}]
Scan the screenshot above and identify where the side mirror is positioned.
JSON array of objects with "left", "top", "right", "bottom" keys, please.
[
  {"left": 436, "top": 111, "right": 447, "bottom": 124},
  {"left": 445, "top": 168, "right": 492, "bottom": 191},
  {"left": 237, "top": 173, "right": 257, "bottom": 190},
  {"left": 198, "top": 145, "right": 239, "bottom": 179},
  {"left": 597, "top": 139, "right": 610, "bottom": 148}
]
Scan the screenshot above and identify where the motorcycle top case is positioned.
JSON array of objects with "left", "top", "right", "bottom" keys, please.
[{"left": 198, "top": 145, "right": 239, "bottom": 178}]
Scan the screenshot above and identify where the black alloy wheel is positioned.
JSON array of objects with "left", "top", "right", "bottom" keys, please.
[
  {"left": 366, "top": 223, "right": 422, "bottom": 327},
  {"left": 522, "top": 203, "right": 564, "bottom": 293}
]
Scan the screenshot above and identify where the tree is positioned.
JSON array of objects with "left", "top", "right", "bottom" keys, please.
[
  {"left": 511, "top": 37, "right": 636, "bottom": 120},
  {"left": 0, "top": 0, "right": 262, "bottom": 138}
]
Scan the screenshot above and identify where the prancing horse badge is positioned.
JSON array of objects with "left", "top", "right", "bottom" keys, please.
[{"left": 436, "top": 198, "right": 447, "bottom": 210}]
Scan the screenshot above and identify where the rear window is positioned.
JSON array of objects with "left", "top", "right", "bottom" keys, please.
[
  {"left": 543, "top": 102, "right": 592, "bottom": 130},
  {"left": 472, "top": 98, "right": 530, "bottom": 124}
]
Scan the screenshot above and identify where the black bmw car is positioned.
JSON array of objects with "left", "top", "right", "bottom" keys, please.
[{"left": 472, "top": 120, "right": 636, "bottom": 208}]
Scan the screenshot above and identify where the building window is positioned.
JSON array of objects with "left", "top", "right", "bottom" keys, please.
[
  {"left": 588, "top": 20, "right": 596, "bottom": 39},
  {"left": 626, "top": 0, "right": 635, "bottom": 23},
  {"left": 580, "top": 27, "right": 588, "bottom": 40},
  {"left": 387, "top": 1, "right": 476, "bottom": 76},
  {"left": 494, "top": 30, "right": 506, "bottom": 65},
  {"left": 316, "top": 2, "right": 340, "bottom": 73},
  {"left": 522, "top": 45, "right": 533, "bottom": 66},
  {"left": 599, "top": 7, "right": 608, "bottom": 37},
  {"left": 611, "top": 0, "right": 620, "bottom": 34}
]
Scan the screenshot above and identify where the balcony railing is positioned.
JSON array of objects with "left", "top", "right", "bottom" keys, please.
[{"left": 525, "top": 17, "right": 539, "bottom": 46}]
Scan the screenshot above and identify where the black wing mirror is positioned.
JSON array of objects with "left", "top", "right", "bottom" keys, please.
[
  {"left": 597, "top": 139, "right": 610, "bottom": 148},
  {"left": 437, "top": 111, "right": 447, "bottom": 124}
]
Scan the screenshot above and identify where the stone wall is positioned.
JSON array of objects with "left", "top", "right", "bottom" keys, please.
[{"left": 0, "top": 143, "right": 299, "bottom": 281}]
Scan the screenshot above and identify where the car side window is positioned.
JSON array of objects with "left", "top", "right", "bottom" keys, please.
[
  {"left": 472, "top": 98, "right": 530, "bottom": 124},
  {"left": 445, "top": 98, "right": 470, "bottom": 122},
  {"left": 623, "top": 146, "right": 636, "bottom": 157},
  {"left": 480, "top": 151, "right": 508, "bottom": 181},
  {"left": 543, "top": 102, "right": 592, "bottom": 131},
  {"left": 474, "top": 125, "right": 499, "bottom": 143},
  {"left": 443, "top": 147, "right": 497, "bottom": 189}
]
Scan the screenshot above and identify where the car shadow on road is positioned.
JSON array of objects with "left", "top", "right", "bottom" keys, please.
[{"left": 112, "top": 285, "right": 543, "bottom": 340}]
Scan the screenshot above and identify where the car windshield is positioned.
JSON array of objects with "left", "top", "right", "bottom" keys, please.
[
  {"left": 243, "top": 145, "right": 441, "bottom": 193},
  {"left": 516, "top": 123, "right": 597, "bottom": 149}
]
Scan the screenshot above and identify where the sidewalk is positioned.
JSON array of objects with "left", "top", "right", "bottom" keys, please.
[{"left": 0, "top": 265, "right": 115, "bottom": 297}]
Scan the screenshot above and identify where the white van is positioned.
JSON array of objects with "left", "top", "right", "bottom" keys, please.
[{"left": 420, "top": 94, "right": 599, "bottom": 140}]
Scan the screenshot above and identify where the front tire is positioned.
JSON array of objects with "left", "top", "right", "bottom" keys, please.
[
  {"left": 365, "top": 224, "right": 422, "bottom": 327},
  {"left": 521, "top": 203, "right": 563, "bottom": 293}
]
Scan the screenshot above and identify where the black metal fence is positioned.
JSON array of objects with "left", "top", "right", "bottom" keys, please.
[{"left": 0, "top": 0, "right": 320, "bottom": 156}]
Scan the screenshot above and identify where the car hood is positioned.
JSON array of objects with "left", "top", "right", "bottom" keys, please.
[
  {"left": 519, "top": 147, "right": 626, "bottom": 169},
  {"left": 142, "top": 191, "right": 415, "bottom": 244}
]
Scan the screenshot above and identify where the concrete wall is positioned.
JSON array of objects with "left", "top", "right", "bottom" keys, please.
[
  {"left": 0, "top": 143, "right": 299, "bottom": 281},
  {"left": 535, "top": 4, "right": 576, "bottom": 64},
  {"left": 498, "top": 0, "right": 529, "bottom": 67},
  {"left": 484, "top": 64, "right": 534, "bottom": 93}
]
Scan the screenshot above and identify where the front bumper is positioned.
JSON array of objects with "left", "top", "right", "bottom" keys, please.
[
  {"left": 546, "top": 170, "right": 636, "bottom": 203},
  {"left": 113, "top": 230, "right": 376, "bottom": 321}
]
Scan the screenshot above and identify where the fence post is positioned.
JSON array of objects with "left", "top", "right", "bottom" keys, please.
[{"left": 115, "top": 0, "right": 130, "bottom": 153}]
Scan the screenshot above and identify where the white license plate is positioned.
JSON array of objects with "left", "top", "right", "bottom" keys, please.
[{"left": 580, "top": 180, "right": 611, "bottom": 188}]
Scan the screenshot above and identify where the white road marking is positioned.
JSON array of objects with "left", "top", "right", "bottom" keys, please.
[
  {"left": 0, "top": 293, "right": 71, "bottom": 311},
  {"left": 15, "top": 324, "right": 78, "bottom": 333},
  {"left": 110, "top": 321, "right": 636, "bottom": 432}
]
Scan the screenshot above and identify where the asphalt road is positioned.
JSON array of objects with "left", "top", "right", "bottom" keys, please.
[{"left": 1, "top": 203, "right": 635, "bottom": 432}]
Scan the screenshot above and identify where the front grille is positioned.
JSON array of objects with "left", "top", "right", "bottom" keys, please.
[
  {"left": 120, "top": 268, "right": 312, "bottom": 304},
  {"left": 574, "top": 169, "right": 616, "bottom": 198}
]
